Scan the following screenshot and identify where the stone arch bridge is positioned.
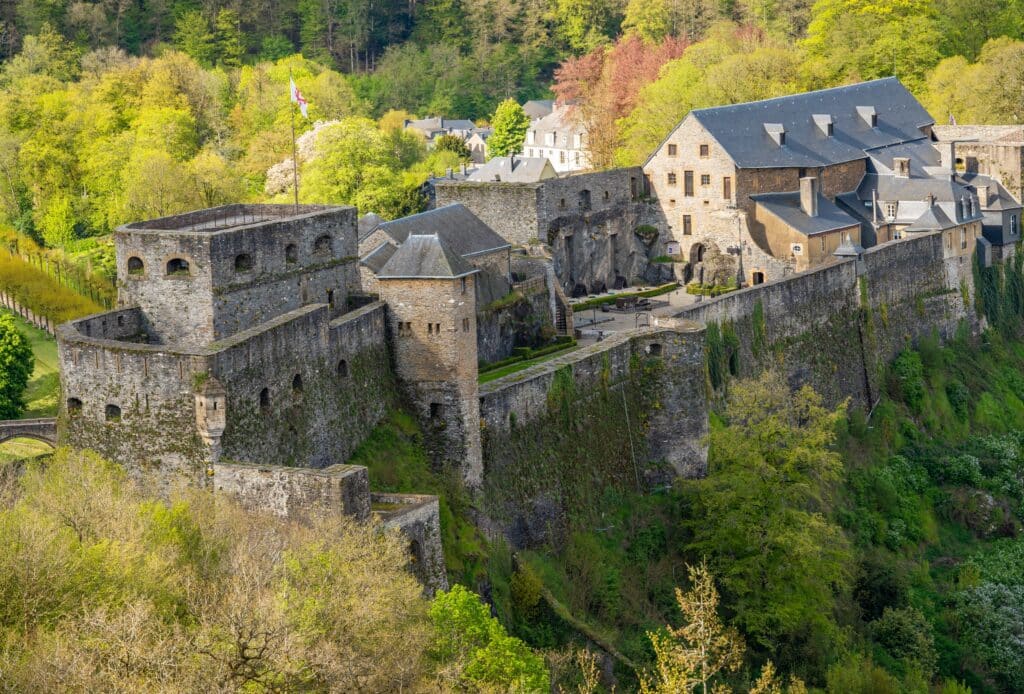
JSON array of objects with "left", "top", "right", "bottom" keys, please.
[{"left": 0, "top": 418, "right": 57, "bottom": 446}]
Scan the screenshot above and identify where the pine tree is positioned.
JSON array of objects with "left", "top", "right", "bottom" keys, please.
[
  {"left": 173, "top": 10, "right": 214, "bottom": 66},
  {"left": 214, "top": 9, "right": 244, "bottom": 67},
  {"left": 487, "top": 99, "right": 530, "bottom": 159}
]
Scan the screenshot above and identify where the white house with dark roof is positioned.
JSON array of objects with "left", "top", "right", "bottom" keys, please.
[
  {"left": 644, "top": 77, "right": 1000, "bottom": 284},
  {"left": 524, "top": 104, "right": 589, "bottom": 173}
]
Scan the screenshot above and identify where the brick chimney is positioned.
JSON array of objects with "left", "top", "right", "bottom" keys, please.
[{"left": 800, "top": 177, "right": 819, "bottom": 217}]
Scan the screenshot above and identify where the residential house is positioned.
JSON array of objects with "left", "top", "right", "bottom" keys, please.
[
  {"left": 524, "top": 104, "right": 589, "bottom": 174},
  {"left": 466, "top": 155, "right": 557, "bottom": 183}
]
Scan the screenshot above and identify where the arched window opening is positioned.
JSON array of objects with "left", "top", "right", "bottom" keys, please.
[
  {"left": 166, "top": 258, "right": 190, "bottom": 277},
  {"left": 285, "top": 244, "right": 298, "bottom": 264},
  {"left": 67, "top": 398, "right": 83, "bottom": 416},
  {"left": 234, "top": 253, "right": 254, "bottom": 272},
  {"left": 292, "top": 373, "right": 303, "bottom": 395},
  {"left": 409, "top": 539, "right": 423, "bottom": 565},
  {"left": 105, "top": 404, "right": 121, "bottom": 422},
  {"left": 259, "top": 387, "right": 270, "bottom": 412},
  {"left": 127, "top": 257, "right": 144, "bottom": 275},
  {"left": 313, "top": 235, "right": 332, "bottom": 256},
  {"left": 647, "top": 343, "right": 663, "bottom": 357},
  {"left": 337, "top": 360, "right": 348, "bottom": 377}
]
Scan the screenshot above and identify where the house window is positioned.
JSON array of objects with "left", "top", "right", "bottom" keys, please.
[
  {"left": 946, "top": 232, "right": 952, "bottom": 249},
  {"left": 527, "top": 148, "right": 533, "bottom": 157},
  {"left": 700, "top": 174, "right": 710, "bottom": 186},
  {"left": 699, "top": 144, "right": 709, "bottom": 158},
  {"left": 820, "top": 236, "right": 826, "bottom": 253},
  {"left": 885, "top": 203, "right": 897, "bottom": 220},
  {"left": 684, "top": 171, "right": 694, "bottom": 197},
  {"left": 461, "top": 277, "right": 467, "bottom": 294},
  {"left": 560, "top": 150, "right": 566, "bottom": 164},
  {"left": 575, "top": 151, "right": 581, "bottom": 164},
  {"left": 1012, "top": 214, "right": 1019, "bottom": 236},
  {"left": 668, "top": 144, "right": 677, "bottom": 156},
  {"left": 127, "top": 257, "right": 144, "bottom": 275},
  {"left": 723, "top": 177, "right": 732, "bottom": 200},
  {"left": 961, "top": 228, "right": 968, "bottom": 250},
  {"left": 683, "top": 215, "right": 692, "bottom": 236},
  {"left": 667, "top": 172, "right": 677, "bottom": 185}
]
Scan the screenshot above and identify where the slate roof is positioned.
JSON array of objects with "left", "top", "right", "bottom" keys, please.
[
  {"left": 360, "top": 241, "right": 397, "bottom": 273},
  {"left": 523, "top": 99, "right": 555, "bottom": 120},
  {"left": 357, "top": 212, "right": 385, "bottom": 242},
  {"left": 904, "top": 203, "right": 958, "bottom": 232},
  {"left": 375, "top": 204, "right": 510, "bottom": 258},
  {"left": 651, "top": 77, "right": 934, "bottom": 169},
  {"left": 466, "top": 156, "right": 557, "bottom": 183},
  {"left": 376, "top": 234, "right": 478, "bottom": 279},
  {"left": 957, "top": 173, "right": 1022, "bottom": 211},
  {"left": 404, "top": 117, "right": 477, "bottom": 139},
  {"left": 750, "top": 191, "right": 860, "bottom": 236}
]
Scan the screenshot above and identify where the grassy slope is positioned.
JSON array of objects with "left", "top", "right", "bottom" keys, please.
[{"left": 0, "top": 310, "right": 60, "bottom": 463}]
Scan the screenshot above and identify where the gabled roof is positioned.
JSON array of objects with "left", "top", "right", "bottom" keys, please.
[
  {"left": 376, "top": 204, "right": 510, "bottom": 258},
  {"left": 358, "top": 212, "right": 385, "bottom": 242},
  {"left": 360, "top": 240, "right": 397, "bottom": 273},
  {"left": 957, "top": 173, "right": 1023, "bottom": 211},
  {"left": 377, "top": 234, "right": 478, "bottom": 279},
  {"left": 905, "top": 204, "right": 958, "bottom": 232},
  {"left": 649, "top": 78, "right": 934, "bottom": 169},
  {"left": 751, "top": 191, "right": 860, "bottom": 236},
  {"left": 466, "top": 156, "right": 557, "bottom": 183}
]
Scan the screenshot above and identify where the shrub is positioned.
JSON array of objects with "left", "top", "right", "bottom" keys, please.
[
  {"left": 826, "top": 654, "right": 901, "bottom": 694},
  {"left": 888, "top": 350, "right": 924, "bottom": 413},
  {"left": 945, "top": 380, "right": 970, "bottom": 420},
  {"left": 870, "top": 606, "right": 938, "bottom": 675}
]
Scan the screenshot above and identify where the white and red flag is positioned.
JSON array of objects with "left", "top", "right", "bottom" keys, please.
[{"left": 290, "top": 78, "right": 308, "bottom": 118}]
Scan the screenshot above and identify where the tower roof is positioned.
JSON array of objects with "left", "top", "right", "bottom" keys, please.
[{"left": 377, "top": 234, "right": 478, "bottom": 279}]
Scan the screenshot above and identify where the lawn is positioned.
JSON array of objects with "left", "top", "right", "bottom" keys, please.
[
  {"left": 478, "top": 342, "right": 580, "bottom": 383},
  {"left": 3, "top": 309, "right": 60, "bottom": 418}
]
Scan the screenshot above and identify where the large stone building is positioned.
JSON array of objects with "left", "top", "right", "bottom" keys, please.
[{"left": 644, "top": 78, "right": 1005, "bottom": 284}]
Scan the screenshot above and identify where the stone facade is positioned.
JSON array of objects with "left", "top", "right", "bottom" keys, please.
[
  {"left": 374, "top": 492, "right": 448, "bottom": 595},
  {"left": 935, "top": 125, "right": 1024, "bottom": 201},
  {"left": 376, "top": 274, "right": 483, "bottom": 486},
  {"left": 213, "top": 462, "right": 371, "bottom": 522}
]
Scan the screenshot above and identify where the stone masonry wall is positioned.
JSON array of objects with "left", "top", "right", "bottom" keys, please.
[
  {"left": 435, "top": 182, "right": 540, "bottom": 246},
  {"left": 374, "top": 492, "right": 448, "bottom": 595},
  {"left": 477, "top": 326, "right": 707, "bottom": 547},
  {"left": 213, "top": 462, "right": 371, "bottom": 521}
]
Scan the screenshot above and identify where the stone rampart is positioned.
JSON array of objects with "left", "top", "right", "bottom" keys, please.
[
  {"left": 374, "top": 492, "right": 448, "bottom": 595},
  {"left": 213, "top": 461, "right": 371, "bottom": 521}
]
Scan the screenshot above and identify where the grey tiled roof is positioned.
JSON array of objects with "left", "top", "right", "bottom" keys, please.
[
  {"left": 376, "top": 204, "right": 510, "bottom": 257},
  {"left": 751, "top": 191, "right": 860, "bottom": 236},
  {"left": 358, "top": 212, "right": 385, "bottom": 242},
  {"left": 658, "top": 78, "right": 934, "bottom": 169},
  {"left": 904, "top": 204, "right": 958, "bottom": 232},
  {"left": 467, "top": 156, "right": 556, "bottom": 183},
  {"left": 360, "top": 241, "right": 397, "bottom": 273},
  {"left": 957, "top": 173, "right": 1023, "bottom": 211},
  {"left": 523, "top": 100, "right": 554, "bottom": 120},
  {"left": 377, "top": 234, "right": 478, "bottom": 279}
]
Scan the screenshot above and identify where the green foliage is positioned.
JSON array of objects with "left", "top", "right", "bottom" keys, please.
[
  {"left": 825, "top": 654, "right": 901, "bottom": 694},
  {"left": 682, "top": 371, "right": 851, "bottom": 661},
  {"left": 433, "top": 133, "right": 472, "bottom": 160},
  {"left": 429, "top": 584, "right": 549, "bottom": 692},
  {"left": 488, "top": 98, "right": 530, "bottom": 159},
  {"left": 954, "top": 583, "right": 1024, "bottom": 691},
  {"left": 0, "top": 251, "right": 102, "bottom": 323},
  {"left": 705, "top": 321, "right": 740, "bottom": 389},
  {"left": 870, "top": 606, "right": 938, "bottom": 676},
  {"left": 0, "top": 312, "right": 34, "bottom": 418},
  {"left": 888, "top": 350, "right": 925, "bottom": 413}
]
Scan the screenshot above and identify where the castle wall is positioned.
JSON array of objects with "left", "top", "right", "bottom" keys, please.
[
  {"left": 477, "top": 326, "right": 707, "bottom": 547},
  {"left": 477, "top": 278, "right": 554, "bottom": 364},
  {"left": 57, "top": 317, "right": 208, "bottom": 485},
  {"left": 661, "top": 230, "right": 975, "bottom": 408},
  {"left": 210, "top": 301, "right": 394, "bottom": 470},
  {"left": 374, "top": 492, "right": 448, "bottom": 595},
  {"left": 212, "top": 462, "right": 371, "bottom": 522}
]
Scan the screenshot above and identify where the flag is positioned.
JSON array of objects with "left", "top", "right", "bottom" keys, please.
[
  {"left": 290, "top": 78, "right": 308, "bottom": 118},
  {"left": 948, "top": 112, "right": 957, "bottom": 126}
]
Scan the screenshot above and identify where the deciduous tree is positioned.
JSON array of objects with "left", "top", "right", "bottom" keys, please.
[
  {"left": 0, "top": 312, "right": 33, "bottom": 419},
  {"left": 487, "top": 98, "right": 530, "bottom": 158}
]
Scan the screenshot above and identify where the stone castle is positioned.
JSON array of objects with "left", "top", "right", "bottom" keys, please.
[{"left": 19, "top": 78, "right": 1022, "bottom": 586}]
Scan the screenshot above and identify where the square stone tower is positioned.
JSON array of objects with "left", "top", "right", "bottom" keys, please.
[
  {"left": 115, "top": 204, "right": 357, "bottom": 347},
  {"left": 375, "top": 234, "right": 483, "bottom": 486}
]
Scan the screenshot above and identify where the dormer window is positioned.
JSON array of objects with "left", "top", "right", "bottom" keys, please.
[
  {"left": 764, "top": 123, "right": 785, "bottom": 147},
  {"left": 885, "top": 202, "right": 897, "bottom": 220},
  {"left": 813, "top": 114, "right": 833, "bottom": 137},
  {"left": 857, "top": 106, "right": 878, "bottom": 127}
]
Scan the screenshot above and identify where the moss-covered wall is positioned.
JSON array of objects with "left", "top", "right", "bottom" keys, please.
[{"left": 478, "top": 326, "right": 707, "bottom": 548}]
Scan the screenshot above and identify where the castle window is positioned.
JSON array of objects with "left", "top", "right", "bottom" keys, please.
[
  {"left": 461, "top": 277, "right": 467, "bottom": 294},
  {"left": 559, "top": 198, "right": 566, "bottom": 209},
  {"left": 234, "top": 253, "right": 254, "bottom": 272},
  {"left": 429, "top": 402, "right": 444, "bottom": 419},
  {"left": 127, "top": 256, "right": 144, "bottom": 275},
  {"left": 961, "top": 228, "right": 968, "bottom": 250},
  {"left": 647, "top": 343, "right": 663, "bottom": 357},
  {"left": 667, "top": 172, "right": 677, "bottom": 186},
  {"left": 463, "top": 317, "right": 470, "bottom": 332},
  {"left": 337, "top": 359, "right": 348, "bottom": 377},
  {"left": 667, "top": 144, "right": 677, "bottom": 156},
  {"left": 313, "top": 234, "right": 332, "bottom": 256},
  {"left": 428, "top": 323, "right": 433, "bottom": 335},
  {"left": 291, "top": 373, "right": 303, "bottom": 395},
  {"left": 604, "top": 190, "right": 609, "bottom": 201},
  {"left": 699, "top": 144, "right": 709, "bottom": 158},
  {"left": 117, "top": 315, "right": 125, "bottom": 327},
  {"left": 327, "top": 289, "right": 335, "bottom": 307},
  {"left": 105, "top": 404, "right": 121, "bottom": 422},
  {"left": 820, "top": 236, "right": 826, "bottom": 253},
  {"left": 285, "top": 244, "right": 298, "bottom": 264},
  {"left": 259, "top": 387, "right": 270, "bottom": 411},
  {"left": 683, "top": 215, "right": 692, "bottom": 236},
  {"left": 884, "top": 202, "right": 897, "bottom": 220},
  {"left": 684, "top": 171, "right": 694, "bottom": 196},
  {"left": 166, "top": 258, "right": 190, "bottom": 277},
  {"left": 67, "top": 397, "right": 82, "bottom": 416}
]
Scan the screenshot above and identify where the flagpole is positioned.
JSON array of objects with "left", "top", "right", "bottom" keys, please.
[{"left": 290, "top": 70, "right": 299, "bottom": 214}]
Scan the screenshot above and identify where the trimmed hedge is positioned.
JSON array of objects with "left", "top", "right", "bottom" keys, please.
[
  {"left": 571, "top": 282, "right": 679, "bottom": 312},
  {"left": 479, "top": 336, "right": 577, "bottom": 375}
]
